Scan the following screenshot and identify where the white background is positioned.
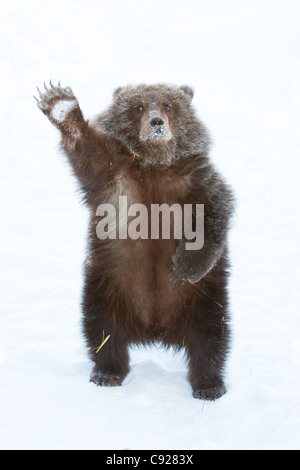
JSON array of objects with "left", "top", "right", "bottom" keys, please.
[{"left": 0, "top": 0, "right": 299, "bottom": 450}]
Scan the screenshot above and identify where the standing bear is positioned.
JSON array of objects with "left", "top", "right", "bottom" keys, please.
[{"left": 35, "top": 81, "right": 234, "bottom": 401}]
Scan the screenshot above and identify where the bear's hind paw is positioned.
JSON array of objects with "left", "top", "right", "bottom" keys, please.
[
  {"left": 90, "top": 369, "right": 124, "bottom": 387},
  {"left": 193, "top": 384, "right": 226, "bottom": 401}
]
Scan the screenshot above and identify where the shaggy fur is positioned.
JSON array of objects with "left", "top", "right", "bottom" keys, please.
[{"left": 35, "top": 81, "right": 235, "bottom": 401}]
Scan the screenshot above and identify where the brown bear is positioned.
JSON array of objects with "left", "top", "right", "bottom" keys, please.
[{"left": 35, "top": 81, "right": 234, "bottom": 401}]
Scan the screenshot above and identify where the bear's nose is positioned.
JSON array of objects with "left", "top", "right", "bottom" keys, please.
[{"left": 150, "top": 117, "right": 164, "bottom": 127}]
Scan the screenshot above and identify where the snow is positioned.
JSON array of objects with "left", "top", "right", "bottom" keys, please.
[
  {"left": 0, "top": 0, "right": 299, "bottom": 451},
  {"left": 51, "top": 100, "right": 77, "bottom": 123}
]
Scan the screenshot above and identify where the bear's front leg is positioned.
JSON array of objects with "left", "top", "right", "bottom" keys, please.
[{"left": 35, "top": 80, "right": 116, "bottom": 195}]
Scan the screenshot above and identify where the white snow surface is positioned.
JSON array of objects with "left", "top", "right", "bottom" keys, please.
[{"left": 0, "top": 0, "right": 299, "bottom": 450}]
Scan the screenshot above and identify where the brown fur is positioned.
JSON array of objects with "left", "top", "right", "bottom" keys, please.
[{"left": 35, "top": 81, "right": 235, "bottom": 400}]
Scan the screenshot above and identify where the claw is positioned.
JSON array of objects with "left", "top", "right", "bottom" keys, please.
[
  {"left": 37, "top": 86, "right": 43, "bottom": 99},
  {"left": 48, "top": 87, "right": 56, "bottom": 98},
  {"left": 33, "top": 95, "right": 38, "bottom": 101},
  {"left": 56, "top": 85, "right": 64, "bottom": 97},
  {"left": 38, "top": 82, "right": 53, "bottom": 100},
  {"left": 50, "top": 79, "right": 59, "bottom": 96},
  {"left": 44, "top": 81, "right": 49, "bottom": 93},
  {"left": 49, "top": 80, "right": 56, "bottom": 95},
  {"left": 53, "top": 80, "right": 65, "bottom": 97},
  {"left": 37, "top": 86, "right": 48, "bottom": 101}
]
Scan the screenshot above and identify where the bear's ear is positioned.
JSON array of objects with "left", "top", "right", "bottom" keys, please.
[
  {"left": 180, "top": 85, "right": 194, "bottom": 101},
  {"left": 113, "top": 87, "right": 123, "bottom": 99}
]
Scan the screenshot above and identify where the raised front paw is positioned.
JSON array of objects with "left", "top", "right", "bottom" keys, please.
[{"left": 34, "top": 80, "right": 78, "bottom": 124}]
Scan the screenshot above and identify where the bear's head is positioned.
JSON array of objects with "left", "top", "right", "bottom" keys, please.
[{"left": 97, "top": 84, "right": 210, "bottom": 167}]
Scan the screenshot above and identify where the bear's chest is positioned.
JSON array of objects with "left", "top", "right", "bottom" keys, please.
[
  {"left": 105, "top": 168, "right": 192, "bottom": 324},
  {"left": 114, "top": 168, "right": 192, "bottom": 205}
]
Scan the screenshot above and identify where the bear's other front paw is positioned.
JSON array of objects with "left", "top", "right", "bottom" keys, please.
[
  {"left": 34, "top": 80, "right": 78, "bottom": 124},
  {"left": 89, "top": 368, "right": 124, "bottom": 387},
  {"left": 172, "top": 260, "right": 202, "bottom": 284},
  {"left": 172, "top": 246, "right": 203, "bottom": 285}
]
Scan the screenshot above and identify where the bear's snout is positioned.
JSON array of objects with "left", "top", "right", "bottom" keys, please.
[
  {"left": 139, "top": 104, "right": 173, "bottom": 145},
  {"left": 150, "top": 117, "right": 164, "bottom": 127}
]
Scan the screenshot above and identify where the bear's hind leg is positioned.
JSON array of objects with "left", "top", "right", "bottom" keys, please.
[
  {"left": 89, "top": 342, "right": 130, "bottom": 388},
  {"left": 184, "top": 285, "right": 230, "bottom": 401},
  {"left": 82, "top": 273, "right": 130, "bottom": 387}
]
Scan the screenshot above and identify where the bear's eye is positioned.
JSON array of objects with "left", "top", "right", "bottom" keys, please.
[
  {"left": 164, "top": 104, "right": 172, "bottom": 112},
  {"left": 136, "top": 106, "right": 143, "bottom": 113}
]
